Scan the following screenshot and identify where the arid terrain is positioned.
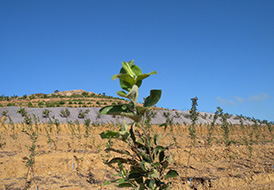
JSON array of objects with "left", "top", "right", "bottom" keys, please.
[
  {"left": 0, "top": 90, "right": 274, "bottom": 189},
  {"left": 0, "top": 121, "right": 274, "bottom": 190}
]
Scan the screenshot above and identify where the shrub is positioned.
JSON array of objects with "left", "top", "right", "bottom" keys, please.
[
  {"left": 82, "top": 92, "right": 89, "bottom": 97},
  {"left": 78, "top": 109, "right": 90, "bottom": 119},
  {"left": 2, "top": 111, "right": 8, "bottom": 116},
  {"left": 60, "top": 109, "right": 70, "bottom": 118},
  {"left": 59, "top": 100, "right": 66, "bottom": 105},
  {"left": 42, "top": 109, "right": 51, "bottom": 118},
  {"left": 46, "top": 102, "right": 55, "bottom": 107},
  {"left": 38, "top": 102, "right": 44, "bottom": 107}
]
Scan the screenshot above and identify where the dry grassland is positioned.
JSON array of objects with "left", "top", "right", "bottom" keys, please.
[{"left": 0, "top": 122, "right": 274, "bottom": 189}]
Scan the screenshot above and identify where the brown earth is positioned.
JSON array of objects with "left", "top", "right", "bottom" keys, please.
[{"left": 0, "top": 122, "right": 274, "bottom": 190}]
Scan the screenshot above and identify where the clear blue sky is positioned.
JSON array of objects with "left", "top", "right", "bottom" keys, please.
[{"left": 1, "top": 0, "right": 273, "bottom": 121}]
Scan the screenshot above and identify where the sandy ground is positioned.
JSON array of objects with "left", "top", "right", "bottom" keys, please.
[{"left": 0, "top": 122, "right": 274, "bottom": 190}]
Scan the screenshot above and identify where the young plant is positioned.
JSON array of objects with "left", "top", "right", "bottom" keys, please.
[
  {"left": 251, "top": 118, "right": 261, "bottom": 144},
  {"left": 84, "top": 118, "right": 91, "bottom": 150},
  {"left": 42, "top": 109, "right": 51, "bottom": 118},
  {"left": 238, "top": 116, "right": 252, "bottom": 158},
  {"left": 78, "top": 109, "right": 90, "bottom": 119},
  {"left": 0, "top": 131, "right": 6, "bottom": 148},
  {"left": 189, "top": 97, "right": 198, "bottom": 144},
  {"left": 99, "top": 60, "right": 178, "bottom": 189},
  {"left": 267, "top": 122, "right": 274, "bottom": 141},
  {"left": 18, "top": 111, "right": 39, "bottom": 189},
  {"left": 185, "top": 97, "right": 198, "bottom": 177},
  {"left": 207, "top": 111, "right": 218, "bottom": 146},
  {"left": 60, "top": 108, "right": 70, "bottom": 118},
  {"left": 217, "top": 107, "right": 230, "bottom": 146},
  {"left": 160, "top": 112, "right": 174, "bottom": 132}
]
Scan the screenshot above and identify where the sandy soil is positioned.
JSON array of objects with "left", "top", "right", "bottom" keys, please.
[{"left": 0, "top": 122, "right": 274, "bottom": 190}]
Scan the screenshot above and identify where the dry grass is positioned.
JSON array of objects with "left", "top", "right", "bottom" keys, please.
[{"left": 0, "top": 122, "right": 274, "bottom": 189}]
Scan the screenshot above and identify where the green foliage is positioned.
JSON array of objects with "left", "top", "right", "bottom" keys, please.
[
  {"left": 59, "top": 100, "right": 66, "bottom": 105},
  {"left": 2, "top": 110, "right": 8, "bottom": 116},
  {"left": 28, "top": 102, "right": 33, "bottom": 108},
  {"left": 82, "top": 92, "right": 89, "bottom": 97},
  {"left": 7, "top": 103, "right": 15, "bottom": 107},
  {"left": 207, "top": 111, "right": 217, "bottom": 146},
  {"left": 19, "top": 112, "right": 39, "bottom": 187},
  {"left": 160, "top": 112, "right": 174, "bottom": 132},
  {"left": 42, "top": 109, "right": 51, "bottom": 118},
  {"left": 238, "top": 115, "right": 253, "bottom": 158},
  {"left": 78, "top": 109, "right": 90, "bottom": 119},
  {"left": 267, "top": 122, "right": 274, "bottom": 141},
  {"left": 38, "top": 102, "right": 44, "bottom": 107},
  {"left": 60, "top": 108, "right": 70, "bottom": 118},
  {"left": 99, "top": 60, "right": 177, "bottom": 189},
  {"left": 216, "top": 107, "right": 230, "bottom": 146},
  {"left": 189, "top": 97, "right": 198, "bottom": 145}
]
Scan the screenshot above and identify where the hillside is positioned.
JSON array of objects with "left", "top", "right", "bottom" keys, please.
[
  {"left": 0, "top": 90, "right": 131, "bottom": 108},
  {"left": 0, "top": 90, "right": 269, "bottom": 125}
]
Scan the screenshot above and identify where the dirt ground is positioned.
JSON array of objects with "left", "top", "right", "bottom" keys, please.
[{"left": 0, "top": 122, "right": 274, "bottom": 190}]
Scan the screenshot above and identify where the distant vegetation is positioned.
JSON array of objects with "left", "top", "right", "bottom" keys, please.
[{"left": 0, "top": 90, "right": 135, "bottom": 109}]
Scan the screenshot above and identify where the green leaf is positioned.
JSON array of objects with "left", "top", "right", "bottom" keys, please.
[
  {"left": 144, "top": 90, "right": 162, "bottom": 108},
  {"left": 149, "top": 169, "right": 159, "bottom": 178},
  {"left": 99, "top": 104, "right": 142, "bottom": 122},
  {"left": 154, "top": 145, "right": 165, "bottom": 155},
  {"left": 131, "top": 64, "right": 142, "bottom": 76},
  {"left": 153, "top": 134, "right": 162, "bottom": 145},
  {"left": 120, "top": 79, "right": 133, "bottom": 91},
  {"left": 129, "top": 172, "right": 143, "bottom": 179},
  {"left": 159, "top": 151, "right": 165, "bottom": 163},
  {"left": 119, "top": 131, "right": 130, "bottom": 141},
  {"left": 130, "top": 123, "right": 136, "bottom": 142},
  {"left": 165, "top": 170, "right": 179, "bottom": 179},
  {"left": 137, "top": 152, "right": 152, "bottom": 162},
  {"left": 159, "top": 123, "right": 168, "bottom": 131},
  {"left": 122, "top": 61, "right": 135, "bottom": 78},
  {"left": 136, "top": 80, "right": 142, "bottom": 88},
  {"left": 145, "top": 179, "right": 155, "bottom": 189},
  {"left": 103, "top": 181, "right": 111, "bottom": 186},
  {"left": 117, "top": 178, "right": 126, "bottom": 183},
  {"left": 135, "top": 183, "right": 145, "bottom": 190},
  {"left": 112, "top": 73, "right": 134, "bottom": 82},
  {"left": 108, "top": 157, "right": 130, "bottom": 165},
  {"left": 136, "top": 106, "right": 147, "bottom": 115},
  {"left": 99, "top": 105, "right": 128, "bottom": 115},
  {"left": 100, "top": 130, "right": 119, "bottom": 139},
  {"left": 128, "top": 59, "right": 134, "bottom": 67},
  {"left": 117, "top": 90, "right": 127, "bottom": 98},
  {"left": 105, "top": 148, "right": 131, "bottom": 156},
  {"left": 139, "top": 161, "right": 147, "bottom": 172},
  {"left": 117, "top": 182, "right": 135, "bottom": 188},
  {"left": 136, "top": 71, "right": 157, "bottom": 81}
]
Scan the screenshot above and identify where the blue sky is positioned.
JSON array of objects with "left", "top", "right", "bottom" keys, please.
[{"left": 1, "top": 0, "right": 273, "bottom": 121}]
